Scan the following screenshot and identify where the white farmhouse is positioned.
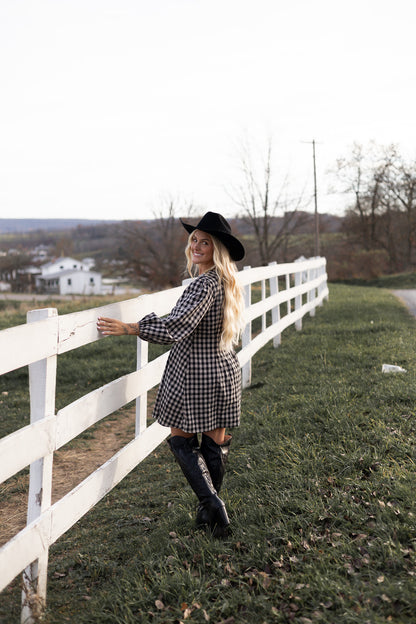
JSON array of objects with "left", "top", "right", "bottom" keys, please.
[
  {"left": 36, "top": 256, "right": 102, "bottom": 295},
  {"left": 40, "top": 257, "right": 89, "bottom": 275}
]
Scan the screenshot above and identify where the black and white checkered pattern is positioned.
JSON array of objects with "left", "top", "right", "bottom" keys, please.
[{"left": 138, "top": 269, "right": 241, "bottom": 433}]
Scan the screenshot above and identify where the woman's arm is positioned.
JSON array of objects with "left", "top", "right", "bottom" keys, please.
[
  {"left": 98, "top": 272, "right": 218, "bottom": 343},
  {"left": 97, "top": 317, "right": 140, "bottom": 336},
  {"left": 139, "top": 273, "right": 218, "bottom": 344}
]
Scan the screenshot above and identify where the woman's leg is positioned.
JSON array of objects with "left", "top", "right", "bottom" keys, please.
[
  {"left": 170, "top": 427, "right": 195, "bottom": 439},
  {"left": 203, "top": 427, "right": 226, "bottom": 445},
  {"left": 167, "top": 428, "right": 229, "bottom": 536}
]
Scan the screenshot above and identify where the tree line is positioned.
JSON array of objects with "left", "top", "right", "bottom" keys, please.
[{"left": 334, "top": 142, "right": 416, "bottom": 278}]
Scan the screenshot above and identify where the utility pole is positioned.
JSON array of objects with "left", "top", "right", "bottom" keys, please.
[
  {"left": 302, "top": 139, "right": 320, "bottom": 256},
  {"left": 312, "top": 139, "right": 319, "bottom": 257}
]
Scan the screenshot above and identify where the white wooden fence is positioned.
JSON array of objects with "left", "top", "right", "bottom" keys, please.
[{"left": 0, "top": 257, "right": 328, "bottom": 623}]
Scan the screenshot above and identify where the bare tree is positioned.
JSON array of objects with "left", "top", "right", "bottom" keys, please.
[
  {"left": 230, "top": 136, "right": 308, "bottom": 265},
  {"left": 54, "top": 235, "right": 74, "bottom": 258},
  {"left": 385, "top": 157, "right": 416, "bottom": 266},
  {"left": 118, "top": 198, "right": 195, "bottom": 289},
  {"left": 0, "top": 252, "right": 33, "bottom": 291},
  {"left": 335, "top": 142, "right": 400, "bottom": 250},
  {"left": 334, "top": 142, "right": 416, "bottom": 272},
  {"left": 336, "top": 142, "right": 380, "bottom": 250}
]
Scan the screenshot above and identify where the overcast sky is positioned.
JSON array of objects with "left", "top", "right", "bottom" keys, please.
[{"left": 1, "top": 0, "right": 415, "bottom": 221}]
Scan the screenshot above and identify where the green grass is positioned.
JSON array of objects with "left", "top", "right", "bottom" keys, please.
[
  {"left": 2, "top": 285, "right": 416, "bottom": 623},
  {"left": 335, "top": 270, "right": 416, "bottom": 289}
]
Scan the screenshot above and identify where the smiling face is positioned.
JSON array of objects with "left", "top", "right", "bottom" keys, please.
[{"left": 190, "top": 229, "right": 214, "bottom": 274}]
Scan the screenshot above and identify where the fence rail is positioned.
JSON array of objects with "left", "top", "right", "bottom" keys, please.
[{"left": 0, "top": 257, "right": 328, "bottom": 623}]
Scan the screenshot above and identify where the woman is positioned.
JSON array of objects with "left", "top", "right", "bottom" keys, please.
[{"left": 97, "top": 212, "right": 245, "bottom": 537}]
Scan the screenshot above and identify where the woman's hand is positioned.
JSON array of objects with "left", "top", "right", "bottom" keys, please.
[{"left": 97, "top": 317, "right": 140, "bottom": 336}]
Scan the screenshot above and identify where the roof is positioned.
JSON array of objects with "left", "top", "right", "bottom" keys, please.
[
  {"left": 38, "top": 269, "right": 101, "bottom": 280},
  {"left": 40, "top": 257, "right": 84, "bottom": 271}
]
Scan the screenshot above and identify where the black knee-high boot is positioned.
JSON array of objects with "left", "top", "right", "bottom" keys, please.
[
  {"left": 200, "top": 433, "right": 232, "bottom": 493},
  {"left": 167, "top": 435, "right": 230, "bottom": 536},
  {"left": 196, "top": 434, "right": 232, "bottom": 529}
]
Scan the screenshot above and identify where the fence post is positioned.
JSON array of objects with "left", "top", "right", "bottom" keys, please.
[
  {"left": 21, "top": 308, "right": 58, "bottom": 624},
  {"left": 295, "top": 267, "right": 302, "bottom": 331},
  {"left": 268, "top": 261, "right": 281, "bottom": 348},
  {"left": 261, "top": 279, "right": 266, "bottom": 332},
  {"left": 320, "top": 258, "right": 328, "bottom": 304},
  {"left": 308, "top": 266, "right": 316, "bottom": 317},
  {"left": 135, "top": 338, "right": 149, "bottom": 436},
  {"left": 319, "top": 261, "right": 324, "bottom": 301},
  {"left": 285, "top": 272, "right": 291, "bottom": 316},
  {"left": 242, "top": 266, "right": 251, "bottom": 389}
]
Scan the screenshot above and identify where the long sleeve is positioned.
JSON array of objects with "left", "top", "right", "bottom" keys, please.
[{"left": 138, "top": 272, "right": 219, "bottom": 345}]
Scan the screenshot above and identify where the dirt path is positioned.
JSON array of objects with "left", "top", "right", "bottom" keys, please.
[
  {"left": 393, "top": 289, "right": 416, "bottom": 317},
  {"left": 0, "top": 409, "right": 137, "bottom": 547}
]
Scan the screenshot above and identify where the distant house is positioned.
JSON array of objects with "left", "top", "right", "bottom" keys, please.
[
  {"left": 36, "top": 256, "right": 102, "bottom": 295},
  {"left": 31, "top": 245, "right": 52, "bottom": 263},
  {"left": 36, "top": 269, "right": 102, "bottom": 295},
  {"left": 40, "top": 257, "right": 90, "bottom": 276}
]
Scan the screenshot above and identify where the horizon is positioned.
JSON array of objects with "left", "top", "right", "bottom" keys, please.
[{"left": 0, "top": 209, "right": 343, "bottom": 232}]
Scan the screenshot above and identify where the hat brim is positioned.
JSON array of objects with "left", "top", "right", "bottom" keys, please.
[{"left": 181, "top": 219, "right": 245, "bottom": 262}]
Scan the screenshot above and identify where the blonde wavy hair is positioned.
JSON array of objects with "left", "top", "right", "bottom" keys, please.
[{"left": 185, "top": 233, "right": 245, "bottom": 351}]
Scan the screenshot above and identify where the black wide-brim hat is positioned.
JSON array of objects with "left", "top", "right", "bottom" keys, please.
[{"left": 180, "top": 211, "right": 245, "bottom": 262}]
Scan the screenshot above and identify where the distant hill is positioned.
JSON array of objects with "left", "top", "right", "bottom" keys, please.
[
  {"left": 231, "top": 212, "right": 344, "bottom": 235},
  {"left": 0, "top": 219, "right": 118, "bottom": 233},
  {"left": 0, "top": 213, "right": 344, "bottom": 235}
]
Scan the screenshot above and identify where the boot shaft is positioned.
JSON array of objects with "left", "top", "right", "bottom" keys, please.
[
  {"left": 167, "top": 434, "right": 229, "bottom": 531},
  {"left": 200, "top": 433, "right": 232, "bottom": 493},
  {"left": 167, "top": 435, "right": 216, "bottom": 503}
]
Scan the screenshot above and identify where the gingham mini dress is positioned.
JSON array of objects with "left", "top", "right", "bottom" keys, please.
[{"left": 138, "top": 268, "right": 241, "bottom": 433}]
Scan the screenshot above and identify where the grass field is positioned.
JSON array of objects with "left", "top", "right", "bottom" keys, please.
[
  {"left": 1, "top": 284, "right": 416, "bottom": 623},
  {"left": 335, "top": 271, "right": 416, "bottom": 289}
]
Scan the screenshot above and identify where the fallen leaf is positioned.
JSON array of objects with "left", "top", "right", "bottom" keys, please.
[
  {"left": 155, "top": 600, "right": 164, "bottom": 610},
  {"left": 224, "top": 562, "right": 234, "bottom": 575}
]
